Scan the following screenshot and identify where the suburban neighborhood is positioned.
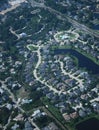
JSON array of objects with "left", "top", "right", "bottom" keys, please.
[{"left": 0, "top": 0, "right": 99, "bottom": 130}]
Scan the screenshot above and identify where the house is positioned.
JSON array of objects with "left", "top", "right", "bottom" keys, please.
[
  {"left": 6, "top": 103, "right": 12, "bottom": 110},
  {"left": 13, "top": 114, "right": 24, "bottom": 121},
  {"left": 21, "top": 99, "right": 32, "bottom": 104},
  {"left": 91, "top": 102, "right": 99, "bottom": 113},
  {"left": 42, "top": 122, "right": 59, "bottom": 130},
  {"left": 24, "top": 121, "right": 33, "bottom": 130},
  {"left": 0, "top": 88, "right": 4, "bottom": 94},
  {"left": 60, "top": 107, "right": 66, "bottom": 114},
  {"left": 11, "top": 123, "right": 19, "bottom": 130},
  {"left": 79, "top": 109, "right": 86, "bottom": 117},
  {"left": 62, "top": 113, "right": 71, "bottom": 121},
  {"left": 70, "top": 112, "right": 78, "bottom": 119},
  {"left": 32, "top": 109, "right": 46, "bottom": 119},
  {"left": 19, "top": 33, "right": 27, "bottom": 38},
  {"left": 46, "top": 92, "right": 54, "bottom": 99},
  {"left": 32, "top": 109, "right": 41, "bottom": 117}
]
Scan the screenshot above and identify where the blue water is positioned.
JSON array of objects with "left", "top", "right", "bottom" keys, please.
[
  {"left": 76, "top": 118, "right": 99, "bottom": 130},
  {"left": 54, "top": 49, "right": 99, "bottom": 74},
  {"left": 94, "top": 13, "right": 99, "bottom": 19},
  {"left": 93, "top": 24, "right": 99, "bottom": 30}
]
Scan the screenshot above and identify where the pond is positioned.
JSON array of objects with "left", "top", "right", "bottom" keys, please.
[
  {"left": 75, "top": 118, "right": 99, "bottom": 130},
  {"left": 93, "top": 24, "right": 99, "bottom": 30},
  {"left": 54, "top": 49, "right": 99, "bottom": 74}
]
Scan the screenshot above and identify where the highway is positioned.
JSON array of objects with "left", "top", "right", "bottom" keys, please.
[{"left": 28, "top": 0, "right": 99, "bottom": 38}]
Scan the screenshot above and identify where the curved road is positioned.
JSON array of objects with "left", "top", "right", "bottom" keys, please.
[{"left": 28, "top": 0, "right": 99, "bottom": 38}]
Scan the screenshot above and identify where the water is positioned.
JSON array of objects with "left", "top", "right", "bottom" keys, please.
[
  {"left": 93, "top": 24, "right": 99, "bottom": 30},
  {"left": 94, "top": 13, "right": 99, "bottom": 19},
  {"left": 54, "top": 49, "right": 99, "bottom": 74},
  {"left": 76, "top": 118, "right": 99, "bottom": 130}
]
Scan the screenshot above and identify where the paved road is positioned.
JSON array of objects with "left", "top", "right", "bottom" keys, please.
[
  {"left": 27, "top": 44, "right": 61, "bottom": 94},
  {"left": 58, "top": 60, "right": 84, "bottom": 92},
  {"left": 9, "top": 27, "right": 20, "bottom": 40},
  {"left": 28, "top": 0, "right": 99, "bottom": 38},
  {"left": 0, "top": 0, "right": 27, "bottom": 15},
  {"left": 0, "top": 79, "right": 40, "bottom": 130}
]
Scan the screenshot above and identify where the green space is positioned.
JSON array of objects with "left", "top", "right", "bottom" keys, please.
[
  {"left": 41, "top": 97, "right": 69, "bottom": 129},
  {"left": 22, "top": 100, "right": 42, "bottom": 112},
  {"left": 0, "top": 107, "right": 11, "bottom": 125},
  {"left": 34, "top": 116, "right": 53, "bottom": 128},
  {"left": 22, "top": 90, "right": 43, "bottom": 111},
  {"left": 69, "top": 33, "right": 77, "bottom": 40},
  {"left": 28, "top": 45, "right": 38, "bottom": 51}
]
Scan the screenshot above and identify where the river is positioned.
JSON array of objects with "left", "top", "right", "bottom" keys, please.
[{"left": 54, "top": 49, "right": 99, "bottom": 74}]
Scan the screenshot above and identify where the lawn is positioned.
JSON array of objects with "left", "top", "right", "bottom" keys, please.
[{"left": 28, "top": 45, "right": 38, "bottom": 51}]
